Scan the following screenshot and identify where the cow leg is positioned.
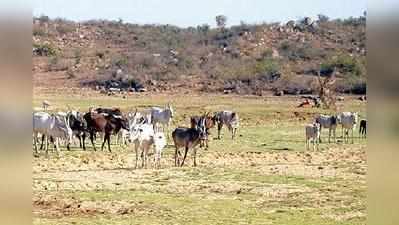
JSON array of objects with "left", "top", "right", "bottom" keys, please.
[
  {"left": 328, "top": 128, "right": 331, "bottom": 143},
  {"left": 319, "top": 127, "right": 322, "bottom": 143},
  {"left": 40, "top": 134, "right": 45, "bottom": 150},
  {"left": 90, "top": 132, "right": 96, "bottom": 151},
  {"left": 181, "top": 146, "right": 189, "bottom": 167},
  {"left": 217, "top": 123, "right": 223, "bottom": 139},
  {"left": 82, "top": 133, "right": 86, "bottom": 150},
  {"left": 134, "top": 142, "right": 139, "bottom": 169},
  {"left": 45, "top": 135, "right": 49, "bottom": 155},
  {"left": 193, "top": 147, "right": 197, "bottom": 167},
  {"left": 55, "top": 138, "right": 61, "bottom": 156},
  {"left": 34, "top": 133, "right": 39, "bottom": 153},
  {"left": 351, "top": 128, "right": 354, "bottom": 144},
  {"left": 174, "top": 147, "right": 179, "bottom": 167},
  {"left": 333, "top": 128, "right": 336, "bottom": 143}
]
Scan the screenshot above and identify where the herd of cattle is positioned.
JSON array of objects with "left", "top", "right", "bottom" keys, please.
[
  {"left": 33, "top": 102, "right": 365, "bottom": 168},
  {"left": 32, "top": 103, "right": 239, "bottom": 168},
  {"left": 306, "top": 112, "right": 366, "bottom": 150}
]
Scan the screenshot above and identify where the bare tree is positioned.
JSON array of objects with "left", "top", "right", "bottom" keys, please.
[
  {"left": 216, "top": 15, "right": 227, "bottom": 29},
  {"left": 317, "top": 68, "right": 337, "bottom": 110}
]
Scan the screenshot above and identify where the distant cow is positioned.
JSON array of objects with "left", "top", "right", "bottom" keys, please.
[
  {"left": 359, "top": 119, "right": 366, "bottom": 138},
  {"left": 214, "top": 111, "right": 239, "bottom": 140},
  {"left": 305, "top": 122, "right": 321, "bottom": 150},
  {"left": 150, "top": 103, "right": 174, "bottom": 134},
  {"left": 190, "top": 113, "right": 216, "bottom": 149},
  {"left": 83, "top": 110, "right": 129, "bottom": 152},
  {"left": 315, "top": 114, "right": 338, "bottom": 143},
  {"left": 172, "top": 120, "right": 207, "bottom": 167},
  {"left": 338, "top": 112, "right": 358, "bottom": 144},
  {"left": 33, "top": 112, "right": 73, "bottom": 155}
]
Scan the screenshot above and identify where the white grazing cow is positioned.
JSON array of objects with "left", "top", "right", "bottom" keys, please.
[
  {"left": 129, "top": 123, "right": 167, "bottom": 169},
  {"left": 305, "top": 123, "right": 321, "bottom": 150},
  {"left": 338, "top": 112, "right": 358, "bottom": 144},
  {"left": 315, "top": 114, "right": 338, "bottom": 143},
  {"left": 33, "top": 112, "right": 73, "bottom": 155},
  {"left": 214, "top": 111, "right": 239, "bottom": 140}
]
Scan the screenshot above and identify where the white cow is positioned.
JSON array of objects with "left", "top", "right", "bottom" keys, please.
[
  {"left": 33, "top": 112, "right": 73, "bottom": 155},
  {"left": 214, "top": 111, "right": 239, "bottom": 140},
  {"left": 338, "top": 112, "right": 358, "bottom": 144},
  {"left": 129, "top": 123, "right": 167, "bottom": 169},
  {"left": 305, "top": 122, "right": 321, "bottom": 150},
  {"left": 315, "top": 114, "right": 338, "bottom": 143}
]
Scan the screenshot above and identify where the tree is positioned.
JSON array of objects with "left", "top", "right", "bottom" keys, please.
[
  {"left": 317, "top": 68, "right": 337, "bottom": 109},
  {"left": 318, "top": 14, "right": 329, "bottom": 23},
  {"left": 216, "top": 15, "right": 227, "bottom": 29}
]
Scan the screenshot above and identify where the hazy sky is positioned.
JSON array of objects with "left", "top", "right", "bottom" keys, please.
[{"left": 33, "top": 0, "right": 367, "bottom": 27}]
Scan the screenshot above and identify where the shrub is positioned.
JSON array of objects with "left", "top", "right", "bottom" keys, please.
[
  {"left": 56, "top": 24, "right": 74, "bottom": 35},
  {"left": 33, "top": 27, "right": 46, "bottom": 36},
  {"left": 255, "top": 58, "right": 280, "bottom": 76},
  {"left": 321, "top": 54, "right": 364, "bottom": 77},
  {"left": 112, "top": 56, "right": 129, "bottom": 68}
]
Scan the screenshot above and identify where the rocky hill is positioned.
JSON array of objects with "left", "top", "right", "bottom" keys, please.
[{"left": 33, "top": 15, "right": 366, "bottom": 95}]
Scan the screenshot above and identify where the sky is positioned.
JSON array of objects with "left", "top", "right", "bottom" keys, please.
[{"left": 31, "top": 0, "right": 368, "bottom": 27}]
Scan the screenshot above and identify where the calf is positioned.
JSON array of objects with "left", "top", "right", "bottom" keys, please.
[
  {"left": 129, "top": 123, "right": 167, "bottom": 169},
  {"left": 172, "top": 120, "right": 207, "bottom": 167},
  {"left": 305, "top": 122, "right": 321, "bottom": 150},
  {"left": 359, "top": 119, "right": 366, "bottom": 138},
  {"left": 84, "top": 111, "right": 129, "bottom": 152},
  {"left": 214, "top": 111, "right": 239, "bottom": 140},
  {"left": 315, "top": 114, "right": 338, "bottom": 143},
  {"left": 33, "top": 112, "right": 73, "bottom": 155}
]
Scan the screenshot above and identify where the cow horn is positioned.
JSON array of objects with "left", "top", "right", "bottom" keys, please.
[{"left": 113, "top": 115, "right": 122, "bottom": 119}]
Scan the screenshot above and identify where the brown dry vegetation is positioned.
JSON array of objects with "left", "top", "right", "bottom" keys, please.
[{"left": 33, "top": 15, "right": 366, "bottom": 96}]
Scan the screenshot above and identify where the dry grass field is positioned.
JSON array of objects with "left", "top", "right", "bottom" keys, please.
[{"left": 33, "top": 93, "right": 366, "bottom": 225}]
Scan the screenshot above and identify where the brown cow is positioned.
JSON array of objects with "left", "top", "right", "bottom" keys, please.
[
  {"left": 83, "top": 110, "right": 129, "bottom": 152},
  {"left": 190, "top": 113, "right": 216, "bottom": 149}
]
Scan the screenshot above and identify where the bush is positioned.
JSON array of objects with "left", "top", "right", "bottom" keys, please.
[
  {"left": 321, "top": 54, "right": 364, "bottom": 77},
  {"left": 56, "top": 24, "right": 75, "bottom": 35},
  {"left": 112, "top": 56, "right": 129, "bottom": 68},
  {"left": 279, "top": 41, "right": 326, "bottom": 61},
  {"left": 255, "top": 58, "right": 280, "bottom": 76},
  {"left": 33, "top": 27, "right": 46, "bottom": 36}
]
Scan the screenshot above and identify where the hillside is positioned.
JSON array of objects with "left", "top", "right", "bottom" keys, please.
[{"left": 33, "top": 15, "right": 366, "bottom": 95}]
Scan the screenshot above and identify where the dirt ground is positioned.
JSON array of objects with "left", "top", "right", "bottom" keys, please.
[{"left": 33, "top": 93, "right": 366, "bottom": 225}]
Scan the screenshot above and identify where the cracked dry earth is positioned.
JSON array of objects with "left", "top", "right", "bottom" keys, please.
[{"left": 33, "top": 142, "right": 366, "bottom": 224}]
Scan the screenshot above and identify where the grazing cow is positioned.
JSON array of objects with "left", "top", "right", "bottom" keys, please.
[
  {"left": 129, "top": 123, "right": 167, "bottom": 169},
  {"left": 214, "top": 111, "right": 239, "bottom": 140},
  {"left": 172, "top": 120, "right": 207, "bottom": 167},
  {"left": 190, "top": 113, "right": 216, "bottom": 149},
  {"left": 67, "top": 111, "right": 87, "bottom": 150},
  {"left": 150, "top": 103, "right": 174, "bottom": 134},
  {"left": 305, "top": 122, "right": 321, "bottom": 150},
  {"left": 83, "top": 110, "right": 129, "bottom": 152},
  {"left": 338, "top": 112, "right": 358, "bottom": 144},
  {"left": 315, "top": 114, "right": 338, "bottom": 143},
  {"left": 33, "top": 112, "right": 73, "bottom": 155},
  {"left": 359, "top": 119, "right": 367, "bottom": 138}
]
